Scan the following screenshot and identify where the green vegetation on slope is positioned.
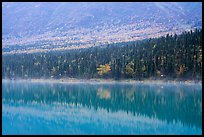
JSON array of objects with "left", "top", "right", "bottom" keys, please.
[{"left": 2, "top": 29, "right": 202, "bottom": 80}]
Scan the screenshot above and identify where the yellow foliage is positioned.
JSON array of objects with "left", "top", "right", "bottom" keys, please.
[
  {"left": 125, "top": 62, "right": 134, "bottom": 75},
  {"left": 197, "top": 54, "right": 202, "bottom": 62},
  {"left": 175, "top": 64, "right": 186, "bottom": 76},
  {"left": 142, "top": 65, "right": 146, "bottom": 72},
  {"left": 97, "top": 64, "right": 111, "bottom": 76},
  {"left": 97, "top": 87, "right": 111, "bottom": 99},
  {"left": 105, "top": 64, "right": 111, "bottom": 71},
  {"left": 157, "top": 70, "right": 161, "bottom": 76}
]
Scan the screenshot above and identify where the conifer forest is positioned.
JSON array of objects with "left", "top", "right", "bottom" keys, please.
[{"left": 2, "top": 29, "right": 202, "bottom": 80}]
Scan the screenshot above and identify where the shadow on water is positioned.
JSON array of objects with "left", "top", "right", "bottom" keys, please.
[{"left": 2, "top": 80, "right": 202, "bottom": 130}]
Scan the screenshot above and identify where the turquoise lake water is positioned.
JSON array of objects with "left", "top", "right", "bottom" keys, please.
[{"left": 2, "top": 80, "right": 202, "bottom": 135}]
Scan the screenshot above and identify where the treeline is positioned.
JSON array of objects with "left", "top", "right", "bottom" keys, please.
[{"left": 2, "top": 29, "right": 202, "bottom": 80}]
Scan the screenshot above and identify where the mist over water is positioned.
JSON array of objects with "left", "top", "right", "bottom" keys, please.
[
  {"left": 2, "top": 2, "right": 202, "bottom": 135},
  {"left": 2, "top": 80, "right": 202, "bottom": 135}
]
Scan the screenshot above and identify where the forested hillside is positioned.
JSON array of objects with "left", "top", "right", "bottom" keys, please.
[{"left": 2, "top": 29, "right": 202, "bottom": 80}]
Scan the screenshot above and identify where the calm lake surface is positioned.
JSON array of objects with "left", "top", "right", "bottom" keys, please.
[{"left": 2, "top": 80, "right": 202, "bottom": 135}]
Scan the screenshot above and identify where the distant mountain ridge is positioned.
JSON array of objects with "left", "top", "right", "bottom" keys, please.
[{"left": 2, "top": 2, "right": 202, "bottom": 54}]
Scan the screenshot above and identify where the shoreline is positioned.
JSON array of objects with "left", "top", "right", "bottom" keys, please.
[{"left": 2, "top": 78, "right": 202, "bottom": 85}]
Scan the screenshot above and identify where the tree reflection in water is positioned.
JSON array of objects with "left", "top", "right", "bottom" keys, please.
[{"left": 2, "top": 81, "right": 202, "bottom": 129}]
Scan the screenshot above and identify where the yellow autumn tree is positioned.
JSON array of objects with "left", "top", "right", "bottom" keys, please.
[
  {"left": 97, "top": 64, "right": 111, "bottom": 76},
  {"left": 125, "top": 62, "right": 134, "bottom": 75}
]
